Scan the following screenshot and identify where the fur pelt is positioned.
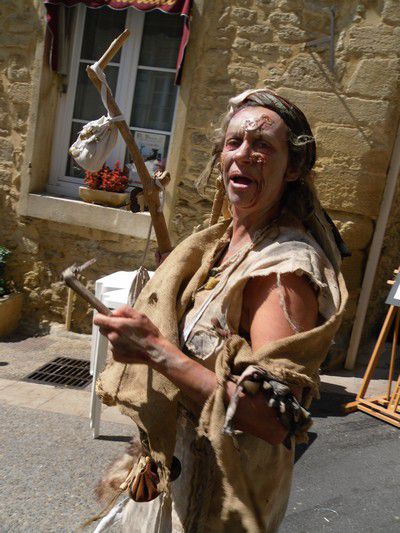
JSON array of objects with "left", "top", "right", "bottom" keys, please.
[{"left": 95, "top": 437, "right": 142, "bottom": 504}]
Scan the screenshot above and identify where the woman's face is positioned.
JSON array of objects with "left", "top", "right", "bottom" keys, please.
[{"left": 221, "top": 106, "right": 297, "bottom": 218}]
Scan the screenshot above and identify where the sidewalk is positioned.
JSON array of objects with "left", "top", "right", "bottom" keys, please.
[
  {"left": 0, "top": 323, "right": 130, "bottom": 428},
  {"left": 0, "top": 322, "right": 391, "bottom": 403},
  {"left": 0, "top": 377, "right": 130, "bottom": 425}
]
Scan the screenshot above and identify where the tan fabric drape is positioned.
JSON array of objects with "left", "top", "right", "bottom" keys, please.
[{"left": 97, "top": 219, "right": 347, "bottom": 531}]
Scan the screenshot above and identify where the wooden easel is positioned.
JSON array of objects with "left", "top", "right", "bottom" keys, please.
[{"left": 344, "top": 269, "right": 400, "bottom": 428}]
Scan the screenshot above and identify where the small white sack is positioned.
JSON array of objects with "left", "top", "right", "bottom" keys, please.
[
  {"left": 69, "top": 115, "right": 120, "bottom": 172},
  {"left": 69, "top": 62, "right": 123, "bottom": 173}
]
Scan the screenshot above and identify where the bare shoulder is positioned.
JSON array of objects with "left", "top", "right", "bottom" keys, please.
[
  {"left": 242, "top": 272, "right": 319, "bottom": 347},
  {"left": 244, "top": 271, "right": 318, "bottom": 308}
]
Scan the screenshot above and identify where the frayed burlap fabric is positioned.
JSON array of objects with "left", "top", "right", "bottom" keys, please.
[{"left": 97, "top": 219, "right": 347, "bottom": 531}]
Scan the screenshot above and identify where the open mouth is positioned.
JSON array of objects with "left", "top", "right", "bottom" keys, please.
[{"left": 230, "top": 175, "right": 254, "bottom": 187}]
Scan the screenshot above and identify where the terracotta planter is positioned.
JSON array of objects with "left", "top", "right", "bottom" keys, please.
[
  {"left": 79, "top": 186, "right": 130, "bottom": 208},
  {"left": 0, "top": 292, "right": 23, "bottom": 337}
]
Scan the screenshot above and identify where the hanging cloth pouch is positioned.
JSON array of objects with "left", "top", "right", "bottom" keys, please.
[
  {"left": 69, "top": 62, "right": 124, "bottom": 172},
  {"left": 69, "top": 115, "right": 122, "bottom": 172}
]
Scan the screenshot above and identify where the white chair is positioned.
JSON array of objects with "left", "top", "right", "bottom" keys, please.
[
  {"left": 90, "top": 271, "right": 140, "bottom": 374},
  {"left": 89, "top": 270, "right": 153, "bottom": 438}
]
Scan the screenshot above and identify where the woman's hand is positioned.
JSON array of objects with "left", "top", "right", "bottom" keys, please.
[{"left": 93, "top": 305, "right": 166, "bottom": 365}]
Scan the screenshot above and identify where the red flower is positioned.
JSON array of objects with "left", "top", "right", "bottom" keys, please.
[{"left": 84, "top": 162, "right": 129, "bottom": 193}]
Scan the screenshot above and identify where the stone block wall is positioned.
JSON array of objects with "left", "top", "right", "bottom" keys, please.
[
  {"left": 0, "top": 0, "right": 399, "bottom": 351},
  {"left": 0, "top": 1, "right": 157, "bottom": 333},
  {"left": 171, "top": 0, "right": 400, "bottom": 350}
]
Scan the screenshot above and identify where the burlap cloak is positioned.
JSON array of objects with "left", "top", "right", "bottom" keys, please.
[{"left": 97, "top": 219, "right": 348, "bottom": 532}]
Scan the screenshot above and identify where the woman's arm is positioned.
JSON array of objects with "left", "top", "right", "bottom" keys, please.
[
  {"left": 94, "top": 312, "right": 286, "bottom": 444},
  {"left": 242, "top": 272, "right": 319, "bottom": 349},
  {"left": 94, "top": 272, "right": 318, "bottom": 445}
]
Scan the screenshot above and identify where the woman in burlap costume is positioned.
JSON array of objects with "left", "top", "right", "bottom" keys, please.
[{"left": 94, "top": 88, "right": 348, "bottom": 532}]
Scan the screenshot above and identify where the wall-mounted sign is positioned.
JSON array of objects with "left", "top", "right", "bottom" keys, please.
[{"left": 134, "top": 131, "right": 166, "bottom": 174}]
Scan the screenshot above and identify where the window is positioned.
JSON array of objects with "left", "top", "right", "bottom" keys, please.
[{"left": 48, "top": 5, "right": 182, "bottom": 198}]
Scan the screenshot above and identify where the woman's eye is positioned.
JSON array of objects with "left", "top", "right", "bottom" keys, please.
[
  {"left": 225, "top": 138, "right": 241, "bottom": 149},
  {"left": 255, "top": 140, "right": 270, "bottom": 150}
]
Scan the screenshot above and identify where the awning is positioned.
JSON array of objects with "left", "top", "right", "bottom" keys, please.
[{"left": 44, "top": 0, "right": 192, "bottom": 84}]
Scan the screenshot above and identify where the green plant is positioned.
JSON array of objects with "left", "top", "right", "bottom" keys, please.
[
  {"left": 84, "top": 161, "right": 129, "bottom": 193},
  {"left": 0, "top": 246, "right": 11, "bottom": 298}
]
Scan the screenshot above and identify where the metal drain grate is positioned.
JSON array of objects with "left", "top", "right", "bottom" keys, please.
[{"left": 25, "top": 357, "right": 91, "bottom": 389}]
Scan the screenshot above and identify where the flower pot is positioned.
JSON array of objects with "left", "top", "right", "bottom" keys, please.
[
  {"left": 0, "top": 292, "right": 23, "bottom": 337},
  {"left": 79, "top": 186, "right": 130, "bottom": 208}
]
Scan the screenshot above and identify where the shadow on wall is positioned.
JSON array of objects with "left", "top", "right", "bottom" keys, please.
[
  {"left": 306, "top": 51, "right": 376, "bottom": 147},
  {"left": 172, "top": 1, "right": 243, "bottom": 241}
]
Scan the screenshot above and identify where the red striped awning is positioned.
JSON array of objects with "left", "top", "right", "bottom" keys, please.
[{"left": 44, "top": 0, "right": 192, "bottom": 84}]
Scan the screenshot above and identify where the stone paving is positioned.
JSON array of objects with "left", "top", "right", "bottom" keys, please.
[
  {"left": 0, "top": 323, "right": 93, "bottom": 381},
  {"left": 0, "top": 325, "right": 134, "bottom": 531},
  {"left": 0, "top": 323, "right": 129, "bottom": 429},
  {"left": 0, "top": 378, "right": 130, "bottom": 426}
]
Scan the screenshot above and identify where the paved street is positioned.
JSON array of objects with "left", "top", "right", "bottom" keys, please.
[
  {"left": 0, "top": 402, "right": 132, "bottom": 532},
  {"left": 282, "top": 391, "right": 400, "bottom": 533},
  {"left": 0, "top": 326, "right": 399, "bottom": 532},
  {"left": 0, "top": 326, "right": 135, "bottom": 532}
]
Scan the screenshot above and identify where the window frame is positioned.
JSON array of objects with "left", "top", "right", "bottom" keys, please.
[{"left": 47, "top": 4, "right": 180, "bottom": 199}]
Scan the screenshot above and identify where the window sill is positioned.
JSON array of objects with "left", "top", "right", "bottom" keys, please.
[{"left": 18, "top": 193, "right": 155, "bottom": 240}]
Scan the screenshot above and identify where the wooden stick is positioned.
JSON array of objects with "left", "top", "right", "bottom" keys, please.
[
  {"left": 357, "top": 403, "right": 400, "bottom": 428},
  {"left": 97, "top": 29, "right": 130, "bottom": 70},
  {"left": 86, "top": 31, "right": 172, "bottom": 255},
  {"left": 62, "top": 264, "right": 112, "bottom": 317},
  {"left": 356, "top": 304, "right": 397, "bottom": 399},
  {"left": 392, "top": 385, "right": 400, "bottom": 412},
  {"left": 386, "top": 307, "right": 399, "bottom": 399},
  {"left": 344, "top": 265, "right": 400, "bottom": 426},
  {"left": 65, "top": 287, "right": 74, "bottom": 331},
  {"left": 389, "top": 377, "right": 400, "bottom": 412},
  {"left": 342, "top": 400, "right": 358, "bottom": 414}
]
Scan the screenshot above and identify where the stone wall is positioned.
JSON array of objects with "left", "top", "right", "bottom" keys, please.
[
  {"left": 0, "top": 0, "right": 399, "bottom": 353},
  {"left": 0, "top": 1, "right": 158, "bottom": 333},
  {"left": 171, "top": 0, "right": 400, "bottom": 356}
]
